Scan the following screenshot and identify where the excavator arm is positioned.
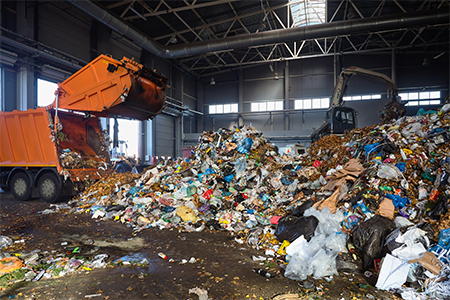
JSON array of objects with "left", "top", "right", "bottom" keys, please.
[
  {"left": 330, "top": 66, "right": 399, "bottom": 107},
  {"left": 50, "top": 55, "right": 168, "bottom": 120}
]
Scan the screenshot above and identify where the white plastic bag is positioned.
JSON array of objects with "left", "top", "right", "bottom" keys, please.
[
  {"left": 401, "top": 123, "right": 421, "bottom": 138},
  {"left": 377, "top": 164, "right": 402, "bottom": 180},
  {"left": 285, "top": 208, "right": 347, "bottom": 281}
]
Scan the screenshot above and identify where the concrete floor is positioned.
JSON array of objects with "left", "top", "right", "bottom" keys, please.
[{"left": 0, "top": 192, "right": 397, "bottom": 300}]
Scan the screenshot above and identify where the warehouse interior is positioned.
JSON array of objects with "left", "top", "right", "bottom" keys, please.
[
  {"left": 0, "top": 0, "right": 449, "bottom": 160},
  {"left": 2, "top": 1, "right": 450, "bottom": 299}
]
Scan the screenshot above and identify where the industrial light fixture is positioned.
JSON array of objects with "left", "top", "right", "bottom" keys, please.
[
  {"left": 210, "top": 77, "right": 216, "bottom": 85},
  {"left": 273, "top": 61, "right": 279, "bottom": 80},
  {"left": 258, "top": 22, "right": 266, "bottom": 31},
  {"left": 169, "top": 35, "right": 177, "bottom": 44},
  {"left": 347, "top": 11, "right": 357, "bottom": 20}
]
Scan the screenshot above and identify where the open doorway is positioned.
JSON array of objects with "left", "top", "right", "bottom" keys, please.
[
  {"left": 109, "top": 119, "right": 139, "bottom": 158},
  {"left": 37, "top": 79, "right": 57, "bottom": 107}
]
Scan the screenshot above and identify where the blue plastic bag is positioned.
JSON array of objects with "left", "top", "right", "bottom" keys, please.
[
  {"left": 416, "top": 108, "right": 437, "bottom": 115},
  {"left": 237, "top": 138, "right": 253, "bottom": 153},
  {"left": 364, "top": 142, "right": 380, "bottom": 156},
  {"left": 224, "top": 174, "right": 234, "bottom": 182},
  {"left": 385, "top": 193, "right": 408, "bottom": 208},
  {"left": 395, "top": 162, "right": 406, "bottom": 172},
  {"left": 430, "top": 228, "right": 450, "bottom": 264}
]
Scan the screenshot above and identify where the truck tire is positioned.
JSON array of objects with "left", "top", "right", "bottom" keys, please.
[
  {"left": 115, "top": 162, "right": 132, "bottom": 173},
  {"left": 37, "top": 173, "right": 61, "bottom": 203},
  {"left": 10, "top": 173, "right": 32, "bottom": 201}
]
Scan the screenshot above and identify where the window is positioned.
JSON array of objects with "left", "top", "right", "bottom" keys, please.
[
  {"left": 400, "top": 91, "right": 441, "bottom": 106},
  {"left": 335, "top": 110, "right": 355, "bottom": 125},
  {"left": 312, "top": 98, "right": 321, "bottom": 109},
  {"left": 430, "top": 91, "right": 440, "bottom": 99},
  {"left": 290, "top": 0, "right": 326, "bottom": 27},
  {"left": 303, "top": 99, "right": 311, "bottom": 109},
  {"left": 258, "top": 102, "right": 267, "bottom": 111},
  {"left": 295, "top": 98, "right": 329, "bottom": 110},
  {"left": 420, "top": 92, "right": 429, "bottom": 99},
  {"left": 251, "top": 101, "right": 283, "bottom": 112},
  {"left": 344, "top": 94, "right": 381, "bottom": 101},
  {"left": 405, "top": 101, "right": 419, "bottom": 106},
  {"left": 38, "top": 79, "right": 58, "bottom": 107},
  {"left": 409, "top": 93, "right": 419, "bottom": 100},
  {"left": 208, "top": 104, "right": 238, "bottom": 114}
]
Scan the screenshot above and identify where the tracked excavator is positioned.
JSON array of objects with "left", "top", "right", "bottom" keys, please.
[
  {"left": 0, "top": 55, "right": 168, "bottom": 202},
  {"left": 311, "top": 66, "right": 405, "bottom": 142}
]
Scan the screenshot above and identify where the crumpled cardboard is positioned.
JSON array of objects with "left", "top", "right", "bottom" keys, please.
[
  {"left": 324, "top": 159, "right": 363, "bottom": 190},
  {"left": 313, "top": 187, "right": 340, "bottom": 214},
  {"left": 377, "top": 197, "right": 395, "bottom": 220},
  {"left": 409, "top": 252, "right": 443, "bottom": 275}
]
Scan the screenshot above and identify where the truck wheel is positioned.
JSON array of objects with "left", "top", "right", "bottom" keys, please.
[
  {"left": 37, "top": 173, "right": 61, "bottom": 203},
  {"left": 10, "top": 173, "right": 32, "bottom": 201},
  {"left": 115, "top": 162, "right": 132, "bottom": 173}
]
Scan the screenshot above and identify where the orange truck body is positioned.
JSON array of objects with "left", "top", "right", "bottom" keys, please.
[
  {"left": 0, "top": 107, "right": 108, "bottom": 179},
  {"left": 51, "top": 55, "right": 167, "bottom": 120},
  {"left": 0, "top": 55, "right": 167, "bottom": 202}
]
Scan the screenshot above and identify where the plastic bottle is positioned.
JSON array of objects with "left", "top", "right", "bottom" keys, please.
[{"left": 253, "top": 268, "right": 271, "bottom": 278}]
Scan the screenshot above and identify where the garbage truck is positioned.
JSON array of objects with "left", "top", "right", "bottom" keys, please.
[
  {"left": 311, "top": 66, "right": 405, "bottom": 142},
  {"left": 0, "top": 55, "right": 168, "bottom": 202}
]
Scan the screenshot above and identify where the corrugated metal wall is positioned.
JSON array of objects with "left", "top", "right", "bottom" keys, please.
[
  {"left": 154, "top": 114, "right": 175, "bottom": 157},
  {"left": 37, "top": 3, "right": 91, "bottom": 62}
]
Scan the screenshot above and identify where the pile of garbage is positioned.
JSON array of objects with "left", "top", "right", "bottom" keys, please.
[{"left": 67, "top": 104, "right": 450, "bottom": 298}]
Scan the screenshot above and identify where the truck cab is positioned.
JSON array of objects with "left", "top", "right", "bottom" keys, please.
[
  {"left": 311, "top": 106, "right": 357, "bottom": 142},
  {"left": 328, "top": 106, "right": 357, "bottom": 134}
]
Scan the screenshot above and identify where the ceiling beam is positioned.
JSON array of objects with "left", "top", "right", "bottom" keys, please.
[
  {"left": 124, "top": 0, "right": 240, "bottom": 20},
  {"left": 153, "top": 2, "right": 290, "bottom": 41}
]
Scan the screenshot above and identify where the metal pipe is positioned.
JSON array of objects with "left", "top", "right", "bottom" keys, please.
[
  {"left": 0, "top": 35, "right": 84, "bottom": 71},
  {"left": 67, "top": 0, "right": 449, "bottom": 59}
]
